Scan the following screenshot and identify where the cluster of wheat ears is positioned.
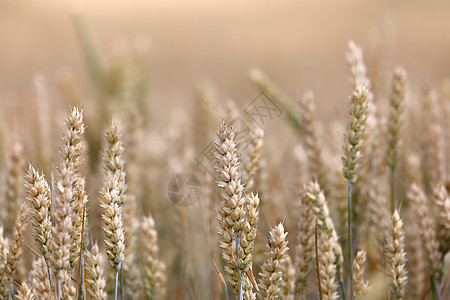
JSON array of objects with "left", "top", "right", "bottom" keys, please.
[{"left": 0, "top": 35, "right": 449, "bottom": 300}]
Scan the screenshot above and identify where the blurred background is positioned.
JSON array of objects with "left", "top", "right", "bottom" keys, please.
[{"left": 1, "top": 0, "right": 449, "bottom": 298}]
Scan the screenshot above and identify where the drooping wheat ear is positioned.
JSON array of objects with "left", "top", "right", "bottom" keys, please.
[
  {"left": 104, "top": 121, "right": 127, "bottom": 206},
  {"left": 317, "top": 228, "right": 338, "bottom": 300},
  {"left": 16, "top": 282, "right": 34, "bottom": 300},
  {"left": 213, "top": 121, "right": 246, "bottom": 292},
  {"left": 257, "top": 223, "right": 289, "bottom": 299},
  {"left": 342, "top": 85, "right": 369, "bottom": 183},
  {"left": 0, "top": 200, "right": 29, "bottom": 298},
  {"left": 70, "top": 175, "right": 88, "bottom": 271},
  {"left": 238, "top": 193, "right": 260, "bottom": 272},
  {"left": 431, "top": 183, "right": 450, "bottom": 255},
  {"left": 303, "top": 182, "right": 343, "bottom": 277},
  {"left": 2, "top": 142, "right": 25, "bottom": 235},
  {"left": 50, "top": 167, "right": 74, "bottom": 298},
  {"left": 386, "top": 210, "right": 407, "bottom": 300},
  {"left": 352, "top": 250, "right": 369, "bottom": 299},
  {"left": 25, "top": 165, "right": 52, "bottom": 264},
  {"left": 387, "top": 67, "right": 407, "bottom": 212},
  {"left": 244, "top": 125, "right": 264, "bottom": 193},
  {"left": 407, "top": 183, "right": 441, "bottom": 293},
  {"left": 367, "top": 177, "right": 390, "bottom": 270},
  {"left": 99, "top": 172, "right": 125, "bottom": 272},
  {"left": 299, "top": 90, "right": 326, "bottom": 189},
  {"left": 294, "top": 182, "right": 316, "bottom": 296},
  {"left": 61, "top": 107, "right": 86, "bottom": 173},
  {"left": 85, "top": 243, "right": 107, "bottom": 300},
  {"left": 280, "top": 254, "right": 295, "bottom": 300},
  {"left": 30, "top": 257, "right": 52, "bottom": 299},
  {"left": 141, "top": 215, "right": 166, "bottom": 300}
]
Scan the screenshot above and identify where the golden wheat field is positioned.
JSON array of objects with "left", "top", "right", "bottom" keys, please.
[{"left": 0, "top": 0, "right": 449, "bottom": 299}]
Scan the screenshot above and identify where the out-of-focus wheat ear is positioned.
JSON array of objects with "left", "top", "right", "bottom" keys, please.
[
  {"left": 141, "top": 215, "right": 165, "bottom": 299},
  {"left": 432, "top": 184, "right": 450, "bottom": 255},
  {"left": 25, "top": 165, "right": 52, "bottom": 262},
  {"left": 387, "top": 67, "right": 407, "bottom": 212},
  {"left": 386, "top": 210, "right": 407, "bottom": 300},
  {"left": 50, "top": 167, "right": 74, "bottom": 299},
  {"left": 353, "top": 250, "right": 369, "bottom": 299},
  {"left": 249, "top": 69, "right": 304, "bottom": 138},
  {"left": 60, "top": 106, "right": 86, "bottom": 173},
  {"left": 193, "top": 81, "right": 217, "bottom": 150},
  {"left": 317, "top": 228, "right": 339, "bottom": 300},
  {"left": 70, "top": 175, "right": 88, "bottom": 271},
  {"left": 103, "top": 121, "right": 127, "bottom": 207},
  {"left": 346, "top": 40, "right": 372, "bottom": 93},
  {"left": 16, "top": 282, "right": 34, "bottom": 300},
  {"left": 303, "top": 182, "right": 343, "bottom": 278},
  {"left": 0, "top": 200, "right": 29, "bottom": 298},
  {"left": 299, "top": 90, "right": 326, "bottom": 190},
  {"left": 257, "top": 223, "right": 288, "bottom": 300},
  {"left": 280, "top": 254, "right": 295, "bottom": 300},
  {"left": 85, "top": 243, "right": 107, "bottom": 300},
  {"left": 213, "top": 121, "right": 245, "bottom": 293},
  {"left": 0, "top": 227, "right": 9, "bottom": 299},
  {"left": 30, "top": 257, "right": 52, "bottom": 299},
  {"left": 2, "top": 142, "right": 25, "bottom": 235},
  {"left": 408, "top": 183, "right": 442, "bottom": 297},
  {"left": 367, "top": 177, "right": 390, "bottom": 270},
  {"left": 404, "top": 218, "right": 426, "bottom": 299},
  {"left": 244, "top": 125, "right": 264, "bottom": 193},
  {"left": 427, "top": 91, "right": 446, "bottom": 188},
  {"left": 294, "top": 182, "right": 316, "bottom": 296}
]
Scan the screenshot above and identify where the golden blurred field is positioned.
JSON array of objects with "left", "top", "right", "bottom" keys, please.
[{"left": 0, "top": 1, "right": 449, "bottom": 299}]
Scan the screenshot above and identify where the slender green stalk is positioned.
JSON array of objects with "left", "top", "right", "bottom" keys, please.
[
  {"left": 114, "top": 270, "right": 119, "bottom": 300},
  {"left": 347, "top": 179, "right": 353, "bottom": 300},
  {"left": 430, "top": 275, "right": 441, "bottom": 300}
]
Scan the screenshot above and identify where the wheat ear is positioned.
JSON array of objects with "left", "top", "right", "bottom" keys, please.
[
  {"left": 30, "top": 257, "right": 52, "bottom": 300},
  {"left": 141, "top": 215, "right": 166, "bottom": 299},
  {"left": 408, "top": 183, "right": 441, "bottom": 299},
  {"left": 85, "top": 243, "right": 107, "bottom": 300},
  {"left": 431, "top": 183, "right": 450, "bottom": 255},
  {"left": 0, "top": 200, "right": 29, "bottom": 298},
  {"left": 386, "top": 210, "right": 407, "bottom": 300},
  {"left": 317, "top": 227, "right": 339, "bottom": 300},
  {"left": 387, "top": 67, "right": 407, "bottom": 212},
  {"left": 352, "top": 250, "right": 369, "bottom": 299},
  {"left": 16, "top": 282, "right": 34, "bottom": 300},
  {"left": 257, "top": 223, "right": 289, "bottom": 299},
  {"left": 213, "top": 121, "right": 246, "bottom": 294}
]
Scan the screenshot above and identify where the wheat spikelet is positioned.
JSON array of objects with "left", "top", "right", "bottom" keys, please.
[
  {"left": 50, "top": 167, "right": 74, "bottom": 298},
  {"left": 257, "top": 223, "right": 289, "bottom": 299},
  {"left": 141, "top": 215, "right": 165, "bottom": 299},
  {"left": 408, "top": 183, "right": 441, "bottom": 277},
  {"left": 99, "top": 172, "right": 125, "bottom": 272},
  {"left": 280, "top": 254, "right": 295, "bottom": 300},
  {"left": 299, "top": 90, "right": 326, "bottom": 189},
  {"left": 0, "top": 200, "right": 29, "bottom": 298},
  {"left": 1, "top": 142, "right": 25, "bottom": 235},
  {"left": 342, "top": 85, "right": 369, "bottom": 182},
  {"left": 213, "top": 121, "right": 246, "bottom": 291},
  {"left": 244, "top": 125, "right": 264, "bottom": 193},
  {"left": 386, "top": 67, "right": 407, "bottom": 171},
  {"left": 16, "top": 282, "right": 34, "bottom": 300},
  {"left": 353, "top": 250, "right": 369, "bottom": 299},
  {"left": 386, "top": 210, "right": 407, "bottom": 300},
  {"left": 431, "top": 183, "right": 450, "bottom": 255},
  {"left": 303, "top": 181, "right": 343, "bottom": 276},
  {"left": 25, "top": 165, "right": 52, "bottom": 263},
  {"left": 294, "top": 182, "right": 316, "bottom": 295},
  {"left": 317, "top": 228, "right": 338, "bottom": 300},
  {"left": 104, "top": 121, "right": 127, "bottom": 206},
  {"left": 238, "top": 193, "right": 260, "bottom": 272},
  {"left": 85, "top": 243, "right": 107, "bottom": 300},
  {"left": 30, "top": 257, "right": 52, "bottom": 300}
]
